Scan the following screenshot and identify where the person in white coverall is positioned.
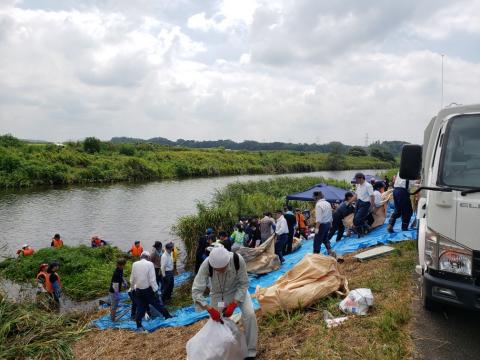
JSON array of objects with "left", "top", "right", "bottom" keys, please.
[{"left": 192, "top": 246, "right": 258, "bottom": 360}]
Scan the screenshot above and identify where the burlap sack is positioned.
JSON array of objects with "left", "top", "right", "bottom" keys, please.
[
  {"left": 236, "top": 235, "right": 281, "bottom": 275},
  {"left": 370, "top": 189, "right": 393, "bottom": 229},
  {"left": 292, "top": 237, "right": 302, "bottom": 252},
  {"left": 254, "top": 254, "right": 348, "bottom": 314}
]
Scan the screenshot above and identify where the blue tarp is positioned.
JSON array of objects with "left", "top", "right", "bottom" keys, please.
[
  {"left": 92, "top": 211, "right": 416, "bottom": 332},
  {"left": 286, "top": 183, "right": 348, "bottom": 204}
]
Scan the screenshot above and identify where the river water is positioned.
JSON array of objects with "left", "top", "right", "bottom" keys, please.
[{"left": 0, "top": 170, "right": 377, "bottom": 257}]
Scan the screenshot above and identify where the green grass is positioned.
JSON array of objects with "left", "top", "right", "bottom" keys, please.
[
  {"left": 173, "top": 176, "right": 351, "bottom": 266},
  {"left": 0, "top": 246, "right": 131, "bottom": 301},
  {"left": 256, "top": 241, "right": 417, "bottom": 360},
  {"left": 0, "top": 134, "right": 394, "bottom": 188},
  {"left": 0, "top": 293, "right": 90, "bottom": 360}
]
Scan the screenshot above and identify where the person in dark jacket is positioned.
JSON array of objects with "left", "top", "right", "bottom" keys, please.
[
  {"left": 283, "top": 205, "right": 297, "bottom": 254},
  {"left": 327, "top": 192, "right": 356, "bottom": 242},
  {"left": 195, "top": 228, "right": 215, "bottom": 273}
]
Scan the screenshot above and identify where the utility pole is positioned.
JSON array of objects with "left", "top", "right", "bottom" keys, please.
[{"left": 441, "top": 54, "right": 445, "bottom": 109}]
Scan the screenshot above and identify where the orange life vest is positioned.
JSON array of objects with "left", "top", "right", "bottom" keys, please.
[
  {"left": 92, "top": 238, "right": 103, "bottom": 247},
  {"left": 296, "top": 213, "right": 306, "bottom": 229},
  {"left": 52, "top": 239, "right": 63, "bottom": 248},
  {"left": 36, "top": 271, "right": 61, "bottom": 293},
  {"left": 131, "top": 244, "right": 143, "bottom": 257},
  {"left": 23, "top": 247, "right": 35, "bottom": 256}
]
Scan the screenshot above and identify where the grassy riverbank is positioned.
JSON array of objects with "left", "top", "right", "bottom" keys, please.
[
  {"left": 73, "top": 241, "right": 416, "bottom": 360},
  {"left": 0, "top": 135, "right": 393, "bottom": 188},
  {"left": 0, "top": 246, "right": 130, "bottom": 301},
  {"left": 174, "top": 176, "right": 350, "bottom": 265},
  {"left": 0, "top": 293, "right": 90, "bottom": 360}
]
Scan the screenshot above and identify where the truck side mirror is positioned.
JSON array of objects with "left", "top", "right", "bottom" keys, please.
[{"left": 399, "top": 144, "right": 422, "bottom": 180}]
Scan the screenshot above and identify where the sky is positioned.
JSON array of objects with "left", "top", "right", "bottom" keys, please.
[{"left": 0, "top": 0, "right": 479, "bottom": 145}]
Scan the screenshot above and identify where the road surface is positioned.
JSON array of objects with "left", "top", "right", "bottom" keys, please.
[{"left": 411, "top": 276, "right": 480, "bottom": 360}]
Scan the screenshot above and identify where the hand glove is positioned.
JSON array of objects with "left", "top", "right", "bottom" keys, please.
[
  {"left": 207, "top": 307, "right": 222, "bottom": 322},
  {"left": 223, "top": 302, "right": 237, "bottom": 317},
  {"left": 315, "top": 228, "right": 319, "bottom": 234}
]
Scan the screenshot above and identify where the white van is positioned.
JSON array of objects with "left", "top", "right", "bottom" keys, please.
[{"left": 400, "top": 104, "right": 480, "bottom": 310}]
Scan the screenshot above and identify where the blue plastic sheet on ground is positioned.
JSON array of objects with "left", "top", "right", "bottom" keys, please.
[{"left": 93, "top": 211, "right": 416, "bottom": 332}]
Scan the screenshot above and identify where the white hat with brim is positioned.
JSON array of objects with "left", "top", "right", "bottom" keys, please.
[
  {"left": 208, "top": 247, "right": 231, "bottom": 269},
  {"left": 140, "top": 251, "right": 150, "bottom": 258},
  {"left": 22, "top": 244, "right": 29, "bottom": 248}
]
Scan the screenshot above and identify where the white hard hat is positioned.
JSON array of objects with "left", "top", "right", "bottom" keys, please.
[
  {"left": 140, "top": 251, "right": 150, "bottom": 258},
  {"left": 208, "top": 247, "right": 231, "bottom": 269},
  {"left": 22, "top": 244, "right": 29, "bottom": 248}
]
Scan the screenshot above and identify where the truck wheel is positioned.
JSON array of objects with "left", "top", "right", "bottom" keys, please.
[{"left": 423, "top": 295, "right": 439, "bottom": 311}]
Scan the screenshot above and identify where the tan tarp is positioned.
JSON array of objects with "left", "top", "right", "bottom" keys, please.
[
  {"left": 370, "top": 189, "right": 393, "bottom": 229},
  {"left": 254, "top": 254, "right": 348, "bottom": 314},
  {"left": 236, "top": 235, "right": 281, "bottom": 275}
]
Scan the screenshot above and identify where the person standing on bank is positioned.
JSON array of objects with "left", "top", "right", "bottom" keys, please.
[
  {"left": 130, "top": 251, "right": 172, "bottom": 332},
  {"left": 353, "top": 173, "right": 375, "bottom": 237},
  {"left": 192, "top": 247, "right": 258, "bottom": 360},
  {"left": 273, "top": 210, "right": 289, "bottom": 263},
  {"left": 283, "top": 205, "right": 296, "bottom": 255},
  {"left": 313, "top": 191, "right": 334, "bottom": 256},
  {"left": 150, "top": 241, "right": 163, "bottom": 286},
  {"left": 387, "top": 173, "right": 414, "bottom": 233},
  {"left": 161, "top": 242, "right": 175, "bottom": 302}
]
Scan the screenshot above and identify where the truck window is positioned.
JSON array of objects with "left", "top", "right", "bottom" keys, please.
[{"left": 438, "top": 114, "right": 480, "bottom": 188}]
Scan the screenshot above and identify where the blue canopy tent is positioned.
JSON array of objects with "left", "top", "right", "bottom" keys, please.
[
  {"left": 286, "top": 183, "right": 348, "bottom": 204},
  {"left": 350, "top": 174, "right": 377, "bottom": 184}
]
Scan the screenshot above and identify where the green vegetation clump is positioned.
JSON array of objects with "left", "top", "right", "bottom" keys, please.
[
  {"left": 0, "top": 293, "right": 89, "bottom": 360},
  {"left": 174, "top": 176, "right": 350, "bottom": 265},
  {"left": 0, "top": 246, "right": 130, "bottom": 301},
  {"left": 0, "top": 134, "right": 394, "bottom": 188}
]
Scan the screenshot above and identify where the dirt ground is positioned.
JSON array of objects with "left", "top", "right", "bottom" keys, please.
[{"left": 74, "top": 243, "right": 415, "bottom": 360}]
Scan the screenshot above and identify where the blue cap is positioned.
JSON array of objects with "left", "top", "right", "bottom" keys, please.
[{"left": 206, "top": 228, "right": 214, "bottom": 234}]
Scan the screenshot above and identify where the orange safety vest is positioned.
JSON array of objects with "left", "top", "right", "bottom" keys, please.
[
  {"left": 23, "top": 247, "right": 35, "bottom": 256},
  {"left": 52, "top": 239, "right": 63, "bottom": 248},
  {"left": 92, "top": 238, "right": 103, "bottom": 247},
  {"left": 36, "top": 271, "right": 61, "bottom": 293},
  {"left": 131, "top": 244, "right": 143, "bottom": 257},
  {"left": 296, "top": 213, "right": 306, "bottom": 229}
]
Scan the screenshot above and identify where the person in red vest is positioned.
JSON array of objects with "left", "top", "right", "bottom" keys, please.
[
  {"left": 16, "top": 244, "right": 35, "bottom": 257},
  {"left": 91, "top": 235, "right": 107, "bottom": 247},
  {"left": 128, "top": 241, "right": 143, "bottom": 257},
  {"left": 51, "top": 234, "right": 64, "bottom": 248}
]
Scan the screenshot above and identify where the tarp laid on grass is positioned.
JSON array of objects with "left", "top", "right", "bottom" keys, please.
[
  {"left": 286, "top": 183, "right": 348, "bottom": 203},
  {"left": 92, "top": 211, "right": 416, "bottom": 332}
]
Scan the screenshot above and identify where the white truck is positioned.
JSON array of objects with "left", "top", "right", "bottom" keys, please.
[{"left": 400, "top": 104, "right": 480, "bottom": 311}]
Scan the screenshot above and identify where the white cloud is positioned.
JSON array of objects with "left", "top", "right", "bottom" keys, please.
[{"left": 0, "top": 0, "right": 479, "bottom": 145}]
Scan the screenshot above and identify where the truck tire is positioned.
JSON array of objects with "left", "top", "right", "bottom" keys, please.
[{"left": 423, "top": 294, "right": 439, "bottom": 311}]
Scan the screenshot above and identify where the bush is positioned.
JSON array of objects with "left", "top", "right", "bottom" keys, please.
[
  {"left": 119, "top": 144, "right": 135, "bottom": 156},
  {"left": 0, "top": 134, "right": 23, "bottom": 147},
  {"left": 83, "top": 137, "right": 101, "bottom": 154},
  {"left": 370, "top": 146, "right": 395, "bottom": 162},
  {"left": 348, "top": 146, "right": 367, "bottom": 157}
]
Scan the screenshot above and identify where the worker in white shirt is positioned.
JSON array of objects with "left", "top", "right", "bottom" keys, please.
[
  {"left": 353, "top": 172, "right": 375, "bottom": 237},
  {"left": 161, "top": 242, "right": 175, "bottom": 302},
  {"left": 313, "top": 191, "right": 334, "bottom": 255},
  {"left": 387, "top": 173, "right": 414, "bottom": 232},
  {"left": 273, "top": 209, "right": 289, "bottom": 263},
  {"left": 130, "top": 251, "right": 172, "bottom": 331}
]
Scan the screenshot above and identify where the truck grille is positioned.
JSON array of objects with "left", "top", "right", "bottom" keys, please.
[{"left": 473, "top": 250, "right": 480, "bottom": 286}]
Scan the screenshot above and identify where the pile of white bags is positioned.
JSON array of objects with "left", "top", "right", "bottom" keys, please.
[
  {"left": 339, "top": 288, "right": 374, "bottom": 316},
  {"left": 186, "top": 318, "right": 247, "bottom": 360}
]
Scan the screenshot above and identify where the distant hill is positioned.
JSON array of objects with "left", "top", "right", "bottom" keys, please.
[{"left": 111, "top": 137, "right": 410, "bottom": 156}]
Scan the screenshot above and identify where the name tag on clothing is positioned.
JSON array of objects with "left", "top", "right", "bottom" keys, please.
[{"left": 218, "top": 301, "right": 225, "bottom": 309}]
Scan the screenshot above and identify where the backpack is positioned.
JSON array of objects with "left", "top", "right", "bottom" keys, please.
[{"left": 209, "top": 252, "right": 240, "bottom": 277}]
